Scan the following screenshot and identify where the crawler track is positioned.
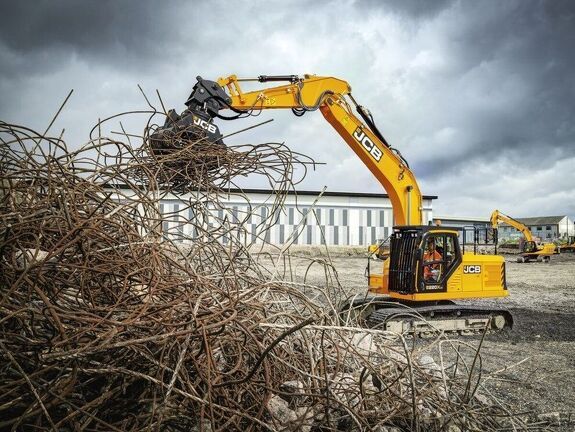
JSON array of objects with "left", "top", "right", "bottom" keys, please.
[{"left": 339, "top": 296, "right": 513, "bottom": 337}]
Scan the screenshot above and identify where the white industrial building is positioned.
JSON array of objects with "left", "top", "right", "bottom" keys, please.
[
  {"left": 147, "top": 188, "right": 437, "bottom": 247},
  {"left": 497, "top": 216, "right": 574, "bottom": 241}
]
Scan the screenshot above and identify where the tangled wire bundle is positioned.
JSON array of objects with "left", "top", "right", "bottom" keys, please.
[{"left": 0, "top": 113, "right": 529, "bottom": 431}]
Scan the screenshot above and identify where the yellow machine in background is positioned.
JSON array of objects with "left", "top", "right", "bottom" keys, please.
[
  {"left": 154, "top": 74, "right": 513, "bottom": 334},
  {"left": 559, "top": 236, "right": 575, "bottom": 253},
  {"left": 367, "top": 238, "right": 390, "bottom": 260},
  {"left": 490, "top": 210, "right": 557, "bottom": 263}
]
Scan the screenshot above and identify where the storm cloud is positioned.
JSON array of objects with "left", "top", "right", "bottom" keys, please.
[{"left": 1, "top": 0, "right": 574, "bottom": 219}]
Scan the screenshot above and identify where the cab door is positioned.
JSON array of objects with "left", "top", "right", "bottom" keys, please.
[{"left": 418, "top": 232, "right": 461, "bottom": 293}]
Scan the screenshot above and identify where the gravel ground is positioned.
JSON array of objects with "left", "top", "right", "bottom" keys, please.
[{"left": 266, "top": 248, "right": 575, "bottom": 430}]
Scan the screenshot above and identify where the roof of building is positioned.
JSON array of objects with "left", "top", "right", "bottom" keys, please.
[
  {"left": 238, "top": 188, "right": 438, "bottom": 200},
  {"left": 509, "top": 216, "right": 566, "bottom": 226},
  {"left": 433, "top": 215, "right": 490, "bottom": 223},
  {"left": 435, "top": 215, "right": 570, "bottom": 228},
  {"left": 105, "top": 184, "right": 438, "bottom": 200}
]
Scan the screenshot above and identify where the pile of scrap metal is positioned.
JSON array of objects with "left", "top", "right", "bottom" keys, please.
[{"left": 0, "top": 116, "right": 531, "bottom": 431}]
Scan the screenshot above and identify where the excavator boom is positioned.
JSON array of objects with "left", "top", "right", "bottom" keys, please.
[
  {"left": 217, "top": 75, "right": 423, "bottom": 226},
  {"left": 490, "top": 210, "right": 534, "bottom": 241}
]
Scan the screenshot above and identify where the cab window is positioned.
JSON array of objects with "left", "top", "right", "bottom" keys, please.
[{"left": 422, "top": 234, "right": 457, "bottom": 285}]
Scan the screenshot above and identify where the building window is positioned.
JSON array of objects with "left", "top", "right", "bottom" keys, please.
[
  {"left": 342, "top": 209, "right": 348, "bottom": 226},
  {"left": 536, "top": 226, "right": 542, "bottom": 231},
  {"left": 329, "top": 209, "right": 335, "bottom": 226},
  {"left": 546, "top": 226, "right": 551, "bottom": 230},
  {"left": 288, "top": 207, "right": 294, "bottom": 225}
]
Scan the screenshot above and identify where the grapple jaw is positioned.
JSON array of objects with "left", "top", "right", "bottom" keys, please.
[
  {"left": 150, "top": 109, "right": 224, "bottom": 156},
  {"left": 150, "top": 76, "right": 230, "bottom": 155}
]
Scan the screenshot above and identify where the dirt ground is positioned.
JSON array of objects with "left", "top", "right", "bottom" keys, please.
[{"left": 268, "top": 249, "right": 575, "bottom": 430}]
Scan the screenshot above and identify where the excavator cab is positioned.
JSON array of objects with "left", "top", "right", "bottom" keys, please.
[
  {"left": 523, "top": 241, "right": 538, "bottom": 253},
  {"left": 387, "top": 226, "right": 461, "bottom": 295},
  {"left": 369, "top": 225, "right": 508, "bottom": 302}
]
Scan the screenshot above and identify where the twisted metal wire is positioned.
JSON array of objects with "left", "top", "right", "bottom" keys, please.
[{"left": 0, "top": 110, "right": 532, "bottom": 431}]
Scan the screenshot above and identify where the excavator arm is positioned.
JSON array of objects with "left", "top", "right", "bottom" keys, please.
[
  {"left": 215, "top": 74, "right": 423, "bottom": 226},
  {"left": 155, "top": 74, "right": 423, "bottom": 226},
  {"left": 490, "top": 210, "right": 534, "bottom": 242}
]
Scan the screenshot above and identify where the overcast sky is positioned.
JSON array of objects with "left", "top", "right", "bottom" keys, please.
[{"left": 1, "top": 0, "right": 574, "bottom": 221}]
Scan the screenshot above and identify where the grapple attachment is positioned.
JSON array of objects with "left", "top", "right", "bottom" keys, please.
[{"left": 150, "top": 77, "right": 230, "bottom": 155}]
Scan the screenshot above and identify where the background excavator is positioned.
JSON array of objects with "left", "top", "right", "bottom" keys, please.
[
  {"left": 367, "top": 238, "right": 390, "bottom": 260},
  {"left": 152, "top": 74, "right": 512, "bottom": 335},
  {"left": 490, "top": 210, "right": 557, "bottom": 263},
  {"left": 560, "top": 236, "right": 575, "bottom": 253}
]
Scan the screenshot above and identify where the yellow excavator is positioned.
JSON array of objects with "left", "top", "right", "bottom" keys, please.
[
  {"left": 490, "top": 210, "right": 557, "bottom": 263},
  {"left": 560, "top": 236, "right": 575, "bottom": 253},
  {"left": 153, "top": 74, "right": 512, "bottom": 335},
  {"left": 367, "top": 238, "right": 390, "bottom": 260}
]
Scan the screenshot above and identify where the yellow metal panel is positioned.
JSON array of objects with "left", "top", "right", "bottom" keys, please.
[{"left": 389, "top": 289, "right": 508, "bottom": 302}]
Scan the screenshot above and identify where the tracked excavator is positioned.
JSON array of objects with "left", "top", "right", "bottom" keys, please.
[
  {"left": 560, "top": 236, "right": 575, "bottom": 253},
  {"left": 152, "top": 74, "right": 512, "bottom": 335},
  {"left": 367, "top": 238, "right": 390, "bottom": 260},
  {"left": 490, "top": 210, "right": 557, "bottom": 263}
]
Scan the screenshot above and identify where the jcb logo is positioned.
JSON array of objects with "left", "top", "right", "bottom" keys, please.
[
  {"left": 193, "top": 116, "right": 217, "bottom": 134},
  {"left": 353, "top": 127, "right": 383, "bottom": 162},
  {"left": 463, "top": 265, "right": 481, "bottom": 274}
]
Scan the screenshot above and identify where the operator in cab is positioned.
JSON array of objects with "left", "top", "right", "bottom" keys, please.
[{"left": 423, "top": 238, "right": 442, "bottom": 281}]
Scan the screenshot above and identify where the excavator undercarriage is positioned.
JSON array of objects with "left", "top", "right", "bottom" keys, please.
[{"left": 340, "top": 296, "right": 512, "bottom": 337}]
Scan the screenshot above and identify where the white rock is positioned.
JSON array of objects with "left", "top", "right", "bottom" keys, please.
[
  {"left": 348, "top": 331, "right": 376, "bottom": 359},
  {"left": 294, "top": 406, "right": 314, "bottom": 432},
  {"left": 15, "top": 248, "right": 50, "bottom": 267},
  {"left": 267, "top": 394, "right": 298, "bottom": 426},
  {"left": 267, "top": 394, "right": 314, "bottom": 432},
  {"left": 473, "top": 391, "right": 492, "bottom": 406},
  {"left": 418, "top": 354, "right": 444, "bottom": 379},
  {"left": 537, "top": 411, "right": 561, "bottom": 425},
  {"left": 280, "top": 380, "right": 304, "bottom": 394},
  {"left": 278, "top": 380, "right": 306, "bottom": 406}
]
